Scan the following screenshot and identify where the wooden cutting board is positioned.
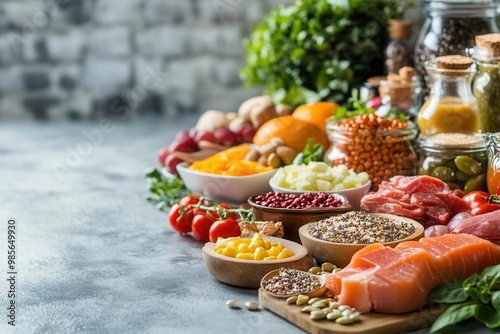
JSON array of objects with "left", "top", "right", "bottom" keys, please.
[{"left": 259, "top": 288, "right": 446, "bottom": 334}]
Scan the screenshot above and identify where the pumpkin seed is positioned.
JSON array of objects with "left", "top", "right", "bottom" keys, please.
[
  {"left": 286, "top": 296, "right": 298, "bottom": 304},
  {"left": 310, "top": 310, "right": 327, "bottom": 320},
  {"left": 336, "top": 316, "right": 355, "bottom": 325},
  {"left": 296, "top": 295, "right": 309, "bottom": 305},
  {"left": 226, "top": 299, "right": 240, "bottom": 309},
  {"left": 326, "top": 310, "right": 342, "bottom": 320},
  {"left": 244, "top": 301, "right": 259, "bottom": 311}
]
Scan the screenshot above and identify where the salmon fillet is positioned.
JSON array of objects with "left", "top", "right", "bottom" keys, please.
[{"left": 325, "top": 234, "right": 500, "bottom": 314}]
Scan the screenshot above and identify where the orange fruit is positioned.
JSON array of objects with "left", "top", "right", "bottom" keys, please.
[
  {"left": 253, "top": 116, "right": 330, "bottom": 152},
  {"left": 292, "top": 101, "right": 341, "bottom": 133}
]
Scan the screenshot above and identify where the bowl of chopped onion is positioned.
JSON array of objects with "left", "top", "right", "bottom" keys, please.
[{"left": 269, "top": 162, "right": 371, "bottom": 210}]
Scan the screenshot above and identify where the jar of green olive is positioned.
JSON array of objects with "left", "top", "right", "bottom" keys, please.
[{"left": 417, "top": 132, "right": 488, "bottom": 193}]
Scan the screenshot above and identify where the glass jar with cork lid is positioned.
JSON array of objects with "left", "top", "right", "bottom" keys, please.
[
  {"left": 414, "top": 0, "right": 499, "bottom": 97},
  {"left": 377, "top": 66, "right": 421, "bottom": 121},
  {"left": 472, "top": 33, "right": 500, "bottom": 133},
  {"left": 385, "top": 19, "right": 413, "bottom": 75},
  {"left": 417, "top": 55, "right": 479, "bottom": 136}
]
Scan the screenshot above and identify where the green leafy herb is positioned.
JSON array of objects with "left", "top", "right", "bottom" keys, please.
[
  {"left": 332, "top": 89, "right": 374, "bottom": 120},
  {"left": 144, "top": 167, "right": 190, "bottom": 212},
  {"left": 240, "top": 0, "right": 409, "bottom": 107},
  {"left": 293, "top": 138, "right": 325, "bottom": 165},
  {"left": 429, "top": 264, "right": 500, "bottom": 332}
]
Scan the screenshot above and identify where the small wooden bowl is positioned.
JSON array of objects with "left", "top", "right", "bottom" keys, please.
[
  {"left": 247, "top": 194, "right": 351, "bottom": 243},
  {"left": 202, "top": 236, "right": 313, "bottom": 288},
  {"left": 298, "top": 213, "right": 424, "bottom": 268},
  {"left": 260, "top": 269, "right": 327, "bottom": 298}
]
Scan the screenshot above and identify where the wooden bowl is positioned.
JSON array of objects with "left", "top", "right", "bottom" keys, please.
[
  {"left": 260, "top": 269, "right": 327, "bottom": 298},
  {"left": 202, "top": 236, "right": 313, "bottom": 288},
  {"left": 298, "top": 213, "right": 424, "bottom": 268},
  {"left": 247, "top": 194, "right": 351, "bottom": 243}
]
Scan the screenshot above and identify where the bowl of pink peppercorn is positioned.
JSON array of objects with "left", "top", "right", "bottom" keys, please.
[{"left": 247, "top": 192, "right": 351, "bottom": 243}]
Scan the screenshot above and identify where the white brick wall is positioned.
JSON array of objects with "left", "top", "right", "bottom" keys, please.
[{"left": 0, "top": 0, "right": 296, "bottom": 119}]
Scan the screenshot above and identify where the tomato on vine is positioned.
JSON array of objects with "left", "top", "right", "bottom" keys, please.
[
  {"left": 168, "top": 204, "right": 194, "bottom": 234},
  {"left": 192, "top": 214, "right": 216, "bottom": 243},
  {"left": 209, "top": 218, "right": 241, "bottom": 243}
]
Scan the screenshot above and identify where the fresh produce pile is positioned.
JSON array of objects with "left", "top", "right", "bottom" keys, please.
[{"left": 145, "top": 1, "right": 500, "bottom": 328}]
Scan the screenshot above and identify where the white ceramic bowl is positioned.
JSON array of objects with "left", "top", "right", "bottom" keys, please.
[
  {"left": 269, "top": 180, "right": 371, "bottom": 210},
  {"left": 176, "top": 162, "right": 277, "bottom": 205}
]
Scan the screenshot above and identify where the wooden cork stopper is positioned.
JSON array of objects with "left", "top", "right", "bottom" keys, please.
[
  {"left": 398, "top": 66, "right": 415, "bottom": 81},
  {"left": 476, "top": 33, "right": 500, "bottom": 52},
  {"left": 387, "top": 73, "right": 402, "bottom": 83},
  {"left": 388, "top": 19, "right": 412, "bottom": 40},
  {"left": 435, "top": 55, "right": 473, "bottom": 70}
]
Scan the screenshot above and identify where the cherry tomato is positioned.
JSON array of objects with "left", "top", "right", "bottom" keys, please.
[
  {"left": 179, "top": 194, "right": 202, "bottom": 207},
  {"left": 192, "top": 214, "right": 215, "bottom": 243},
  {"left": 208, "top": 218, "right": 241, "bottom": 243},
  {"left": 168, "top": 204, "right": 194, "bottom": 234}
]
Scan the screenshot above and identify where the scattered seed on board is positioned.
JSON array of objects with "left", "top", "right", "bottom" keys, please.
[
  {"left": 307, "top": 297, "right": 323, "bottom": 305},
  {"left": 326, "top": 310, "right": 342, "bottom": 320},
  {"left": 296, "top": 295, "right": 309, "bottom": 305},
  {"left": 226, "top": 299, "right": 240, "bottom": 309},
  {"left": 244, "top": 301, "right": 260, "bottom": 311},
  {"left": 301, "top": 306, "right": 320, "bottom": 313},
  {"left": 286, "top": 296, "right": 298, "bottom": 304},
  {"left": 310, "top": 310, "right": 327, "bottom": 320},
  {"left": 336, "top": 316, "right": 355, "bottom": 325}
]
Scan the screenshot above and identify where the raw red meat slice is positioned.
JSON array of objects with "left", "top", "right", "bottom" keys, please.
[{"left": 452, "top": 210, "right": 500, "bottom": 244}]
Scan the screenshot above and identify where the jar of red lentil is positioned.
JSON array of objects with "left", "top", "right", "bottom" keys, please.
[
  {"left": 325, "top": 114, "right": 418, "bottom": 191},
  {"left": 417, "top": 132, "right": 488, "bottom": 193}
]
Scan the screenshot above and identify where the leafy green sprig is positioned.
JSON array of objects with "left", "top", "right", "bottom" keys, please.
[
  {"left": 144, "top": 168, "right": 190, "bottom": 212},
  {"left": 293, "top": 138, "right": 325, "bottom": 165},
  {"left": 330, "top": 89, "right": 408, "bottom": 123},
  {"left": 429, "top": 264, "right": 500, "bottom": 332}
]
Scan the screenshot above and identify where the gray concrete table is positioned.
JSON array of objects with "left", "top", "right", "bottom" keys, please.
[{"left": 0, "top": 115, "right": 494, "bottom": 334}]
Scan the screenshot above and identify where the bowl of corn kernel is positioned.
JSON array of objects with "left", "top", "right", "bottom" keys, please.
[{"left": 202, "top": 233, "right": 313, "bottom": 288}]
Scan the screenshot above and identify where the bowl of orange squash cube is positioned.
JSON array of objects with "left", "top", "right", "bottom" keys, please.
[
  {"left": 202, "top": 233, "right": 313, "bottom": 288},
  {"left": 176, "top": 144, "right": 277, "bottom": 205}
]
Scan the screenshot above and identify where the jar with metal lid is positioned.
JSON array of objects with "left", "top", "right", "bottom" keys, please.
[
  {"left": 417, "top": 55, "right": 479, "bottom": 136},
  {"left": 325, "top": 114, "right": 417, "bottom": 191},
  {"left": 472, "top": 33, "right": 500, "bottom": 133},
  {"left": 417, "top": 132, "right": 488, "bottom": 193},
  {"left": 414, "top": 0, "right": 499, "bottom": 96}
]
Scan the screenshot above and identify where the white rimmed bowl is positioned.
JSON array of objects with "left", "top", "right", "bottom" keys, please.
[{"left": 176, "top": 162, "right": 277, "bottom": 205}]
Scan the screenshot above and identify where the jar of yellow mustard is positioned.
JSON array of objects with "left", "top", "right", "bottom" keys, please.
[{"left": 417, "top": 55, "right": 479, "bottom": 136}]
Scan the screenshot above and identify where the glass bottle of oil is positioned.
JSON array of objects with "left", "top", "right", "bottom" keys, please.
[{"left": 417, "top": 55, "right": 479, "bottom": 136}]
